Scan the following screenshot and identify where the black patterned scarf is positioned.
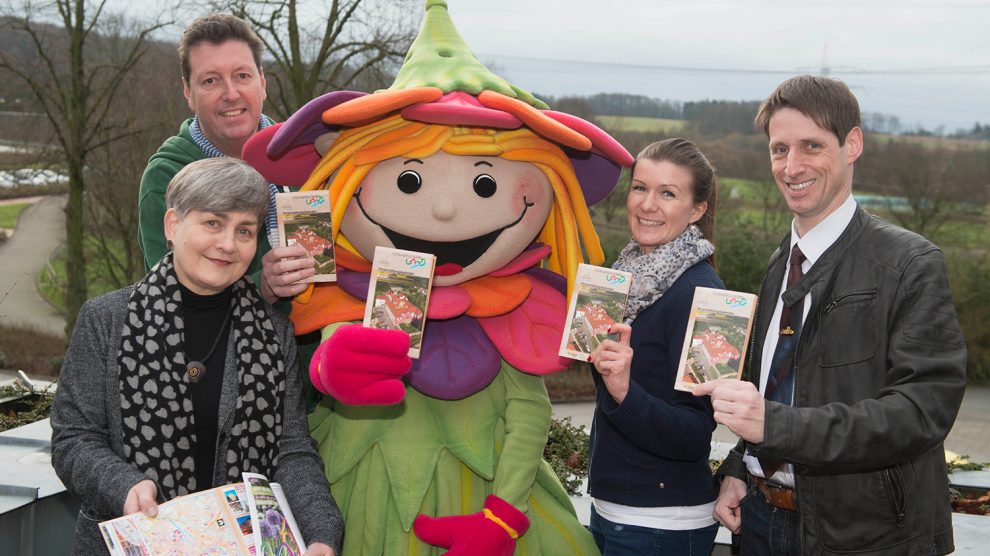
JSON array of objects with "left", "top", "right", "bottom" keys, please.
[
  {"left": 117, "top": 253, "right": 284, "bottom": 498},
  {"left": 613, "top": 224, "right": 715, "bottom": 322}
]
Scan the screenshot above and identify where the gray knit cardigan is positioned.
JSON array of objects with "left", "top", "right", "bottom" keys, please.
[{"left": 50, "top": 286, "right": 343, "bottom": 554}]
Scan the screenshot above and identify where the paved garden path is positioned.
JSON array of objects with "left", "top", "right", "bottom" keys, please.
[{"left": 0, "top": 195, "right": 66, "bottom": 338}]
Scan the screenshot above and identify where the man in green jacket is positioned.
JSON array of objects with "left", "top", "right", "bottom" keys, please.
[{"left": 139, "top": 13, "right": 315, "bottom": 304}]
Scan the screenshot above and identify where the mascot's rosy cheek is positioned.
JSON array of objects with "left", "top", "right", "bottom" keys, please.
[{"left": 340, "top": 151, "right": 553, "bottom": 286}]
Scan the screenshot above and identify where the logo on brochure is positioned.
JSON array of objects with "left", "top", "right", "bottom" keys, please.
[
  {"left": 724, "top": 296, "right": 749, "bottom": 308},
  {"left": 305, "top": 195, "right": 327, "bottom": 207},
  {"left": 605, "top": 274, "right": 627, "bottom": 285},
  {"left": 405, "top": 257, "right": 427, "bottom": 269}
]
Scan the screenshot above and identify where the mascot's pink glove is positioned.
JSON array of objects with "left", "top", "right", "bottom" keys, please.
[
  {"left": 309, "top": 324, "right": 411, "bottom": 405},
  {"left": 413, "top": 495, "right": 530, "bottom": 556}
]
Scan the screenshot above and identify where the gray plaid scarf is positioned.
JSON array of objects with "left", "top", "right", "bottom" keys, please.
[{"left": 613, "top": 224, "right": 714, "bottom": 322}]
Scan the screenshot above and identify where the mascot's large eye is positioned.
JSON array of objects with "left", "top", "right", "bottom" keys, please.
[
  {"left": 397, "top": 170, "right": 422, "bottom": 194},
  {"left": 473, "top": 174, "right": 497, "bottom": 198}
]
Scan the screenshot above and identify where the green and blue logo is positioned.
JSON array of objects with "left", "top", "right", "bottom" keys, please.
[
  {"left": 405, "top": 256, "right": 427, "bottom": 269},
  {"left": 305, "top": 195, "right": 327, "bottom": 207},
  {"left": 725, "top": 296, "right": 749, "bottom": 308}
]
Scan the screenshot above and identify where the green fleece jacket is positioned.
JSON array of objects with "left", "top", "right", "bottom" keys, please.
[{"left": 138, "top": 118, "right": 267, "bottom": 275}]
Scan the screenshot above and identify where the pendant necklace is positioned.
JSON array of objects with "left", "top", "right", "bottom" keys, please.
[{"left": 186, "top": 305, "right": 233, "bottom": 384}]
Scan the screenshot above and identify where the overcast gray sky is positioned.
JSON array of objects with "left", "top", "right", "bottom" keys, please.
[
  {"left": 445, "top": 0, "right": 990, "bottom": 133},
  {"left": 117, "top": 0, "right": 990, "bottom": 133}
]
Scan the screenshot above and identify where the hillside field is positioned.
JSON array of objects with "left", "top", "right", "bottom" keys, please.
[{"left": 596, "top": 115, "right": 686, "bottom": 134}]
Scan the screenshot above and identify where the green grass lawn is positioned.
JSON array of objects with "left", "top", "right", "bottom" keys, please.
[
  {"left": 596, "top": 115, "right": 686, "bottom": 134},
  {"left": 720, "top": 178, "right": 775, "bottom": 202},
  {"left": 0, "top": 202, "right": 29, "bottom": 228},
  {"left": 932, "top": 215, "right": 990, "bottom": 249},
  {"left": 36, "top": 237, "right": 132, "bottom": 313},
  {"left": 36, "top": 248, "right": 67, "bottom": 313},
  {"left": 715, "top": 183, "right": 988, "bottom": 251},
  {"left": 869, "top": 133, "right": 990, "bottom": 150}
]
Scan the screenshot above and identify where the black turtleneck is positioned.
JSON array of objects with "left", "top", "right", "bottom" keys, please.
[{"left": 179, "top": 282, "right": 233, "bottom": 491}]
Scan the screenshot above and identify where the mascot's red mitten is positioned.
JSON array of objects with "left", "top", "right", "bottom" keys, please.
[
  {"left": 412, "top": 495, "right": 530, "bottom": 556},
  {"left": 309, "top": 324, "right": 411, "bottom": 405}
]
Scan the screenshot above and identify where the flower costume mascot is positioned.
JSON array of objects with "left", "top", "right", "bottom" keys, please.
[{"left": 244, "top": 2, "right": 632, "bottom": 554}]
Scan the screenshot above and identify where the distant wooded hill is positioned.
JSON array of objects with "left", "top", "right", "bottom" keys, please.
[{"left": 539, "top": 92, "right": 990, "bottom": 140}]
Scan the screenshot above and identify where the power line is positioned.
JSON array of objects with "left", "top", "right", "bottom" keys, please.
[
  {"left": 766, "top": 0, "right": 990, "bottom": 7},
  {"left": 478, "top": 53, "right": 990, "bottom": 77}
]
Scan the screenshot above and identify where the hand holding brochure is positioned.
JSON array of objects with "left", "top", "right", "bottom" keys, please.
[
  {"left": 363, "top": 246, "right": 437, "bottom": 358},
  {"left": 275, "top": 190, "right": 335, "bottom": 282},
  {"left": 559, "top": 264, "right": 633, "bottom": 360},
  {"left": 98, "top": 473, "right": 303, "bottom": 555},
  {"left": 673, "top": 287, "right": 757, "bottom": 392}
]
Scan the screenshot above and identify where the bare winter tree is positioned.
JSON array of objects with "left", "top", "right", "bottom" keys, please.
[
  {"left": 0, "top": 1, "right": 174, "bottom": 334},
  {"left": 85, "top": 38, "right": 187, "bottom": 291},
  {"left": 219, "top": 0, "right": 417, "bottom": 118},
  {"left": 857, "top": 139, "right": 974, "bottom": 239}
]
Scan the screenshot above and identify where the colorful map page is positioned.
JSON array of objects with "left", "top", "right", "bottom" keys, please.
[{"left": 103, "top": 489, "right": 247, "bottom": 555}]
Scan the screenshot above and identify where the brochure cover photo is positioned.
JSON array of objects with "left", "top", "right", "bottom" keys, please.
[
  {"left": 673, "top": 287, "right": 758, "bottom": 392},
  {"left": 363, "top": 246, "right": 436, "bottom": 359},
  {"left": 242, "top": 472, "right": 306, "bottom": 556},
  {"left": 275, "top": 190, "right": 335, "bottom": 282},
  {"left": 559, "top": 264, "right": 633, "bottom": 361}
]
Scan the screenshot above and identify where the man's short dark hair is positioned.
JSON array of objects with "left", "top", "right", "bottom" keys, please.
[
  {"left": 178, "top": 14, "right": 263, "bottom": 82},
  {"left": 755, "top": 75, "right": 861, "bottom": 145}
]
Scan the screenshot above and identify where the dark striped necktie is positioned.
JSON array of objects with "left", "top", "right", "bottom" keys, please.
[{"left": 760, "top": 244, "right": 806, "bottom": 477}]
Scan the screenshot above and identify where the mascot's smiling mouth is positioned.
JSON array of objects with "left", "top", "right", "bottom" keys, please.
[{"left": 356, "top": 190, "right": 535, "bottom": 275}]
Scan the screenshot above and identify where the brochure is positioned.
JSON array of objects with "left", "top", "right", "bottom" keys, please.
[
  {"left": 673, "top": 287, "right": 758, "bottom": 392},
  {"left": 275, "top": 190, "right": 335, "bottom": 282},
  {"left": 97, "top": 473, "right": 301, "bottom": 555},
  {"left": 363, "top": 246, "right": 436, "bottom": 359},
  {"left": 559, "top": 263, "right": 633, "bottom": 360},
  {"left": 242, "top": 472, "right": 305, "bottom": 556}
]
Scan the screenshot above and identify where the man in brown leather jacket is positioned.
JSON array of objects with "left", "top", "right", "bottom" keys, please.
[{"left": 693, "top": 75, "right": 967, "bottom": 555}]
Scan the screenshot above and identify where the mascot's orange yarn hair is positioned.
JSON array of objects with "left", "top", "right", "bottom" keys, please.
[{"left": 300, "top": 113, "right": 605, "bottom": 293}]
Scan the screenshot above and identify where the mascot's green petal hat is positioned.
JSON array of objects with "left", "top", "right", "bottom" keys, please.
[
  {"left": 246, "top": 0, "right": 632, "bottom": 205},
  {"left": 387, "top": 0, "right": 546, "bottom": 107}
]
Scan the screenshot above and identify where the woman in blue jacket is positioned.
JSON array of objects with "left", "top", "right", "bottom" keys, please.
[{"left": 588, "top": 138, "right": 723, "bottom": 555}]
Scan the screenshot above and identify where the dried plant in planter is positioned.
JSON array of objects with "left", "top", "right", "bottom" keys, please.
[
  {"left": 951, "top": 488, "right": 990, "bottom": 516},
  {"left": 0, "top": 383, "right": 54, "bottom": 433},
  {"left": 544, "top": 417, "right": 590, "bottom": 495}
]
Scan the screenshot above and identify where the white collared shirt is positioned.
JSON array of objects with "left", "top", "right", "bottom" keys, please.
[{"left": 744, "top": 195, "right": 858, "bottom": 487}]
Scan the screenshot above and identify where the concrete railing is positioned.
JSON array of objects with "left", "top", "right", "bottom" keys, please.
[
  {"left": 0, "top": 419, "right": 79, "bottom": 556},
  {"left": 2, "top": 421, "right": 988, "bottom": 555}
]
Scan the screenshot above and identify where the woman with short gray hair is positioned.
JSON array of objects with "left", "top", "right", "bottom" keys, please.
[
  {"left": 51, "top": 158, "right": 343, "bottom": 555},
  {"left": 166, "top": 157, "right": 270, "bottom": 222}
]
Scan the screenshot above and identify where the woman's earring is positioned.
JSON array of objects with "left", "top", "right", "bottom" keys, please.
[{"left": 166, "top": 239, "right": 174, "bottom": 250}]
